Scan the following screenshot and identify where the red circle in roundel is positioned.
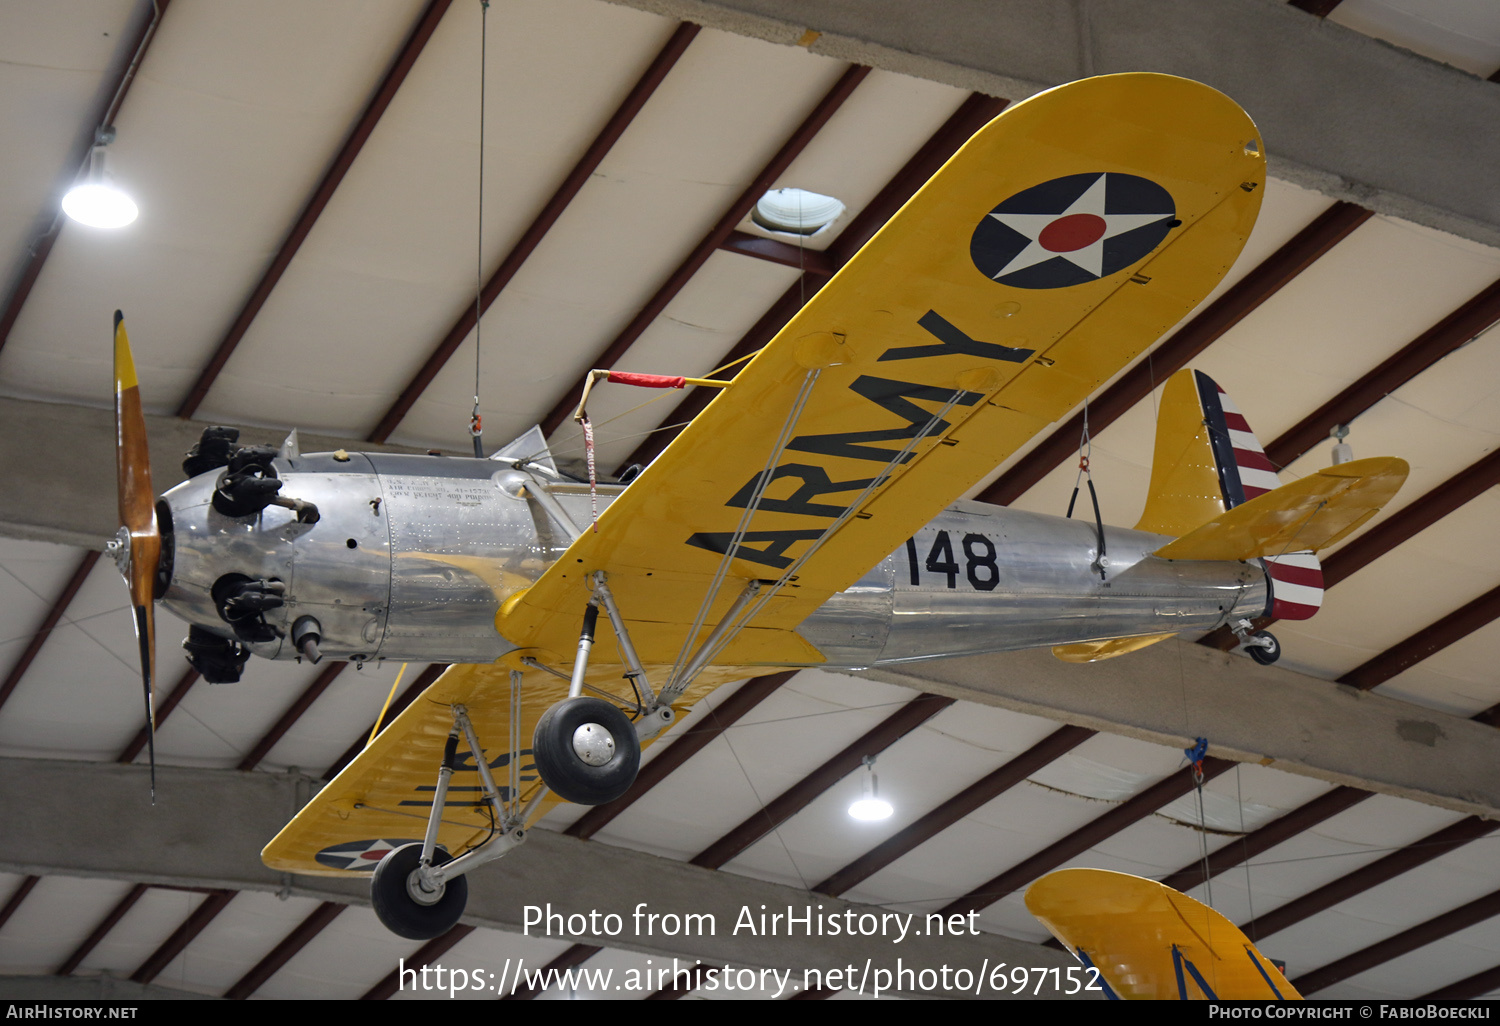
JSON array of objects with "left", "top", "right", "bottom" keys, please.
[{"left": 1039, "top": 213, "right": 1107, "bottom": 252}]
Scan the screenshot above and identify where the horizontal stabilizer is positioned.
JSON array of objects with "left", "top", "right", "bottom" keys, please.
[{"left": 1153, "top": 456, "right": 1407, "bottom": 562}]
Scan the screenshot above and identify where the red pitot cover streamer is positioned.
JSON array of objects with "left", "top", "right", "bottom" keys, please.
[{"left": 606, "top": 371, "right": 686, "bottom": 389}]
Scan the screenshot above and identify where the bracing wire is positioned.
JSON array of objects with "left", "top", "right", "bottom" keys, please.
[
  {"left": 1238, "top": 763, "right": 1259, "bottom": 942},
  {"left": 471, "top": 0, "right": 490, "bottom": 457}
]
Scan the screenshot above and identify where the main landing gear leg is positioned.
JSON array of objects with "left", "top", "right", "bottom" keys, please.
[
  {"left": 370, "top": 705, "right": 526, "bottom": 940},
  {"left": 532, "top": 573, "right": 671, "bottom": 806},
  {"left": 1230, "top": 618, "right": 1281, "bottom": 665}
]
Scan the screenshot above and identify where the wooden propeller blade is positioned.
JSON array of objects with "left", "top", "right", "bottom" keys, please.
[{"left": 114, "top": 311, "right": 159, "bottom": 798}]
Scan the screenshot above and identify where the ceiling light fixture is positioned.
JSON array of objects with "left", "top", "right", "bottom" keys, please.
[
  {"left": 752, "top": 187, "right": 845, "bottom": 237},
  {"left": 848, "top": 755, "right": 893, "bottom": 821},
  {"left": 62, "top": 127, "right": 138, "bottom": 229}
]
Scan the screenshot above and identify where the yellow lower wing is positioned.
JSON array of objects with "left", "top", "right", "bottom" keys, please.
[
  {"left": 499, "top": 73, "right": 1266, "bottom": 662},
  {"left": 1052, "top": 633, "right": 1176, "bottom": 663},
  {"left": 260, "top": 660, "right": 738, "bottom": 876},
  {"left": 1154, "top": 457, "right": 1408, "bottom": 561},
  {"left": 1026, "top": 869, "right": 1301, "bottom": 1000}
]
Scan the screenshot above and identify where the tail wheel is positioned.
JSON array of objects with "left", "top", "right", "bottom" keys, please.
[
  {"left": 1248, "top": 631, "right": 1281, "bottom": 665},
  {"left": 370, "top": 843, "right": 468, "bottom": 940},
  {"left": 532, "top": 696, "right": 640, "bottom": 805}
]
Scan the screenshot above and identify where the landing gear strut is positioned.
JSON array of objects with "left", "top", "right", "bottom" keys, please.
[
  {"left": 528, "top": 571, "right": 679, "bottom": 806},
  {"left": 1231, "top": 619, "right": 1280, "bottom": 665},
  {"left": 368, "top": 702, "right": 527, "bottom": 940}
]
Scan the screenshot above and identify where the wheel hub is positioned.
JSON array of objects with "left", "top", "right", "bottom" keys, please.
[
  {"left": 571, "top": 722, "right": 615, "bottom": 766},
  {"left": 406, "top": 867, "right": 445, "bottom": 907}
]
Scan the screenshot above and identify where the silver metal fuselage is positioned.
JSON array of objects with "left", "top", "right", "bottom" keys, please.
[{"left": 157, "top": 452, "right": 1267, "bottom": 670}]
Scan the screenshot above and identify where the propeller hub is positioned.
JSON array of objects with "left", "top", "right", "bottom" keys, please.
[{"left": 107, "top": 525, "right": 131, "bottom": 575}]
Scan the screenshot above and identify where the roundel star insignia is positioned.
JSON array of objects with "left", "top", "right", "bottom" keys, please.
[
  {"left": 315, "top": 837, "right": 422, "bottom": 872},
  {"left": 970, "top": 172, "right": 1177, "bottom": 289}
]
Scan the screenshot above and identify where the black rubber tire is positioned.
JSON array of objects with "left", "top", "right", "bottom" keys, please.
[
  {"left": 1248, "top": 631, "right": 1281, "bottom": 665},
  {"left": 370, "top": 843, "right": 468, "bottom": 940},
  {"left": 532, "top": 696, "right": 641, "bottom": 805}
]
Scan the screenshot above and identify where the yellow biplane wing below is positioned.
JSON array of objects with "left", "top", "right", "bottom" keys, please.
[
  {"left": 260, "top": 660, "right": 741, "bottom": 876},
  {"left": 1026, "top": 869, "right": 1301, "bottom": 1000},
  {"left": 264, "top": 72, "right": 1266, "bottom": 876}
]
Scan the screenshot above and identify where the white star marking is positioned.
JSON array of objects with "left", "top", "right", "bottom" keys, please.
[
  {"left": 323, "top": 839, "right": 397, "bottom": 869},
  {"left": 987, "top": 174, "right": 1171, "bottom": 279}
]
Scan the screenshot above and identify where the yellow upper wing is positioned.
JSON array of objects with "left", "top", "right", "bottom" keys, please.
[
  {"left": 1026, "top": 869, "right": 1301, "bottom": 1000},
  {"left": 498, "top": 73, "right": 1267, "bottom": 662}
]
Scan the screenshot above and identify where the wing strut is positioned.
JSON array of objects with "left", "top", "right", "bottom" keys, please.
[
  {"left": 667, "top": 381, "right": 976, "bottom": 697},
  {"left": 666, "top": 367, "right": 822, "bottom": 686},
  {"left": 368, "top": 703, "right": 528, "bottom": 940}
]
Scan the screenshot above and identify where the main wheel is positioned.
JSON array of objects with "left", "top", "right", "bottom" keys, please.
[
  {"left": 370, "top": 843, "right": 468, "bottom": 940},
  {"left": 532, "top": 696, "right": 641, "bottom": 805},
  {"left": 1248, "top": 631, "right": 1281, "bottom": 665}
]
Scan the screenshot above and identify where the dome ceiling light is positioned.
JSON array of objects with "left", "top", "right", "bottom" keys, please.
[
  {"left": 848, "top": 755, "right": 893, "bottom": 821},
  {"left": 62, "top": 127, "right": 138, "bottom": 229},
  {"left": 752, "top": 187, "right": 845, "bottom": 237}
]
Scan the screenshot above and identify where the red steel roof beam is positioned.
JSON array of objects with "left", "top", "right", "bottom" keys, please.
[
  {"left": 822, "top": 93, "right": 1012, "bottom": 260},
  {"left": 1294, "top": 886, "right": 1500, "bottom": 996},
  {"left": 1242, "top": 815, "right": 1500, "bottom": 940},
  {"left": 117, "top": 667, "right": 199, "bottom": 763},
  {"left": 567, "top": 671, "right": 794, "bottom": 840},
  {"left": 813, "top": 724, "right": 1096, "bottom": 896},
  {"left": 237, "top": 661, "right": 346, "bottom": 771},
  {"left": 323, "top": 663, "right": 447, "bottom": 779},
  {"left": 1157, "top": 785, "right": 1371, "bottom": 893},
  {"left": 0, "top": 550, "right": 100, "bottom": 715},
  {"left": 1324, "top": 448, "right": 1500, "bottom": 591},
  {"left": 615, "top": 92, "right": 1009, "bottom": 474},
  {"left": 937, "top": 758, "right": 1235, "bottom": 920},
  {"left": 536, "top": 64, "right": 874, "bottom": 438},
  {"left": 0, "top": 1, "right": 172, "bottom": 353},
  {"left": 130, "top": 889, "right": 235, "bottom": 984},
  {"left": 1336, "top": 583, "right": 1500, "bottom": 692},
  {"left": 501, "top": 943, "right": 602, "bottom": 1001},
  {"left": 1423, "top": 963, "right": 1500, "bottom": 1000},
  {"left": 1264, "top": 278, "right": 1500, "bottom": 472},
  {"left": 367, "top": 22, "right": 702, "bottom": 443},
  {"left": 690, "top": 693, "right": 955, "bottom": 870},
  {"left": 1200, "top": 446, "right": 1500, "bottom": 651},
  {"left": 1034, "top": 783, "right": 1374, "bottom": 952},
  {"left": 716, "top": 231, "right": 838, "bottom": 275},
  {"left": 177, "top": 0, "right": 454, "bottom": 418},
  {"left": 975, "top": 201, "right": 1373, "bottom": 508},
  {"left": 223, "top": 900, "right": 345, "bottom": 999},
  {"left": 55, "top": 883, "right": 149, "bottom": 976},
  {"left": 362, "top": 924, "right": 476, "bottom": 999},
  {"left": 613, "top": 273, "right": 824, "bottom": 474},
  {"left": 0, "top": 876, "right": 40, "bottom": 933}
]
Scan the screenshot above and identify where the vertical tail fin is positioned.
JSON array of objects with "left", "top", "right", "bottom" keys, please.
[{"left": 1138, "top": 369, "right": 1324, "bottom": 621}]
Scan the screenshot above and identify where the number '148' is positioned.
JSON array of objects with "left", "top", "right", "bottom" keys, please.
[{"left": 905, "top": 530, "right": 999, "bottom": 591}]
